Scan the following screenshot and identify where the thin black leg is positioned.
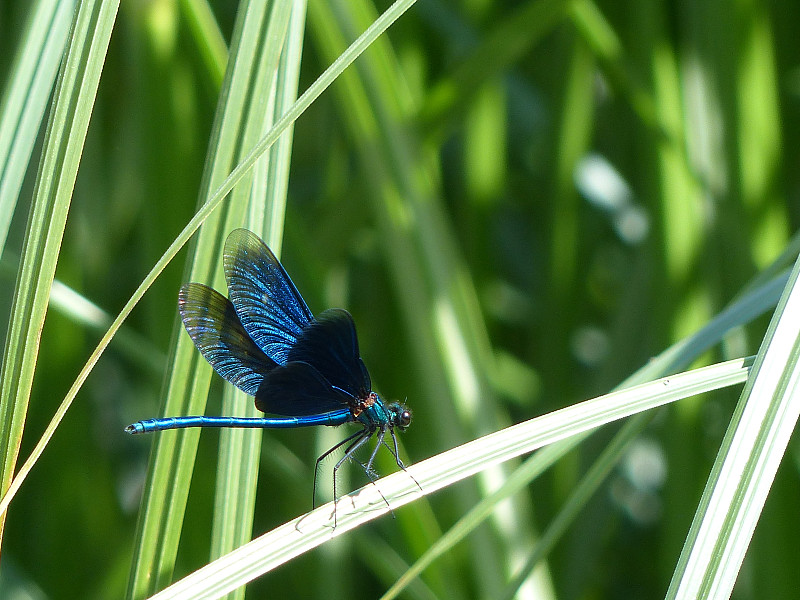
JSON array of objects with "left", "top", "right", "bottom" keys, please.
[
  {"left": 386, "top": 428, "right": 406, "bottom": 469},
  {"left": 313, "top": 428, "right": 366, "bottom": 509},
  {"left": 387, "top": 428, "right": 423, "bottom": 494},
  {"left": 330, "top": 429, "right": 374, "bottom": 527},
  {"left": 332, "top": 429, "right": 374, "bottom": 494},
  {"left": 364, "top": 428, "right": 387, "bottom": 474}
]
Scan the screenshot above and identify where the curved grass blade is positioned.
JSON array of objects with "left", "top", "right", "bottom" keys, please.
[
  {"left": 667, "top": 255, "right": 800, "bottom": 598},
  {"left": 144, "top": 357, "right": 752, "bottom": 599},
  {"left": 385, "top": 266, "right": 789, "bottom": 599}
]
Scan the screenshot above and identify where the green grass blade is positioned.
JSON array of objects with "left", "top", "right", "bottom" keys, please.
[
  {"left": 0, "top": 0, "right": 76, "bottom": 253},
  {"left": 0, "top": 0, "right": 119, "bottom": 538},
  {"left": 209, "top": 0, "right": 306, "bottom": 589},
  {"left": 495, "top": 413, "right": 652, "bottom": 600},
  {"left": 142, "top": 357, "right": 752, "bottom": 599},
  {"left": 0, "top": 0, "right": 419, "bottom": 531},
  {"left": 181, "top": 0, "right": 228, "bottom": 87},
  {"left": 667, "top": 257, "right": 800, "bottom": 598},
  {"left": 383, "top": 441, "right": 575, "bottom": 600},
  {"left": 386, "top": 262, "right": 788, "bottom": 599},
  {"left": 126, "top": 1, "right": 293, "bottom": 596}
]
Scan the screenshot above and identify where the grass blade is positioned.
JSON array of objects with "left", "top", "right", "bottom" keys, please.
[
  {"left": 0, "top": 0, "right": 119, "bottom": 541},
  {"left": 667, "top": 254, "right": 800, "bottom": 598},
  {"left": 147, "top": 356, "right": 752, "bottom": 599},
  {"left": 0, "top": 0, "right": 76, "bottom": 252}
]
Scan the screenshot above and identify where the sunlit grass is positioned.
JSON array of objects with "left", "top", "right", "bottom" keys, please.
[{"left": 1, "top": 0, "right": 798, "bottom": 599}]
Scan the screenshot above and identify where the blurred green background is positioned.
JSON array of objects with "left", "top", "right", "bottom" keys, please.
[{"left": 1, "top": 0, "right": 799, "bottom": 598}]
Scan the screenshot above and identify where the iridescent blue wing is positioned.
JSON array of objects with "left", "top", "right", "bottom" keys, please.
[
  {"left": 255, "top": 361, "right": 352, "bottom": 416},
  {"left": 178, "top": 283, "right": 277, "bottom": 396},
  {"left": 223, "top": 229, "right": 313, "bottom": 364},
  {"left": 287, "top": 308, "right": 371, "bottom": 400}
]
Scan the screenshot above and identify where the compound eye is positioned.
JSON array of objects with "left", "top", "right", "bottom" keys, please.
[{"left": 398, "top": 409, "right": 412, "bottom": 428}]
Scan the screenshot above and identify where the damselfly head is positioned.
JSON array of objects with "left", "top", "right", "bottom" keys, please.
[{"left": 388, "top": 402, "right": 412, "bottom": 430}]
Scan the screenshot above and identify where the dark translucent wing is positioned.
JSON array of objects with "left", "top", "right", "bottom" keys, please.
[
  {"left": 223, "top": 229, "right": 314, "bottom": 364},
  {"left": 287, "top": 308, "right": 371, "bottom": 399},
  {"left": 179, "top": 283, "right": 277, "bottom": 396},
  {"left": 255, "top": 361, "right": 351, "bottom": 416}
]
